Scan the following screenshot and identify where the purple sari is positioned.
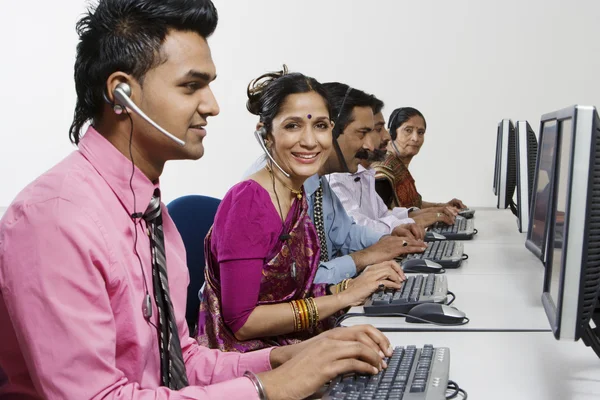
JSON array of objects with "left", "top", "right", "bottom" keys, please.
[{"left": 197, "top": 195, "right": 335, "bottom": 353}]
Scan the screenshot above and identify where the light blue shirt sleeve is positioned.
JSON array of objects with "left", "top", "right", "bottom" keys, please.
[{"left": 306, "top": 175, "right": 385, "bottom": 284}]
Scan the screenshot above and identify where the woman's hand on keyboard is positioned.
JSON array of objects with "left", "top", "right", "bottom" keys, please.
[
  {"left": 258, "top": 336, "right": 384, "bottom": 400},
  {"left": 342, "top": 260, "right": 406, "bottom": 307}
]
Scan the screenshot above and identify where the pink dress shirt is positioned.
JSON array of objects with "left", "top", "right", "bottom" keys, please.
[{"left": 0, "top": 127, "right": 272, "bottom": 399}]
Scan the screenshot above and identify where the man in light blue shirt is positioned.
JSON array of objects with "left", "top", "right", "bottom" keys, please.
[{"left": 306, "top": 174, "right": 421, "bottom": 283}]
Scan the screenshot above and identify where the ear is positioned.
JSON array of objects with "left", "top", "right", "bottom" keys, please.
[
  {"left": 256, "top": 122, "right": 273, "bottom": 144},
  {"left": 105, "top": 72, "right": 138, "bottom": 103}
]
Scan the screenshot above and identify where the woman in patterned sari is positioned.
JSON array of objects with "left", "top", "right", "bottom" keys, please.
[
  {"left": 197, "top": 67, "right": 406, "bottom": 353},
  {"left": 374, "top": 107, "right": 466, "bottom": 222}
]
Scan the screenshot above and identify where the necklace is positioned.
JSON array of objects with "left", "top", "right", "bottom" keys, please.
[{"left": 265, "top": 165, "right": 303, "bottom": 200}]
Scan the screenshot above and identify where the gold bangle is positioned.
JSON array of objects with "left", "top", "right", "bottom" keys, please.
[
  {"left": 304, "top": 298, "right": 313, "bottom": 329},
  {"left": 342, "top": 279, "right": 350, "bottom": 291},
  {"left": 307, "top": 298, "right": 316, "bottom": 329},
  {"left": 289, "top": 302, "right": 298, "bottom": 332},
  {"left": 291, "top": 300, "right": 302, "bottom": 332},
  {"left": 308, "top": 297, "right": 319, "bottom": 328}
]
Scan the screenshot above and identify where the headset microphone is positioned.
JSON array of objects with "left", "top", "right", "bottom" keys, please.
[
  {"left": 254, "top": 127, "right": 291, "bottom": 178},
  {"left": 111, "top": 82, "right": 186, "bottom": 147}
]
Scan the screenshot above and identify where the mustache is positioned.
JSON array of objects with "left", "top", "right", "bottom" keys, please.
[
  {"left": 368, "top": 148, "right": 388, "bottom": 162},
  {"left": 355, "top": 148, "right": 370, "bottom": 160}
]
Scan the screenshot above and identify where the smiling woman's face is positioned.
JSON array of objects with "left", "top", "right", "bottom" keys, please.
[
  {"left": 394, "top": 115, "right": 426, "bottom": 158},
  {"left": 269, "top": 91, "right": 333, "bottom": 180}
]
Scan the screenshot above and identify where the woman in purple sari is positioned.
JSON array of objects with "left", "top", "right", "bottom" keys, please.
[{"left": 198, "top": 67, "right": 405, "bottom": 353}]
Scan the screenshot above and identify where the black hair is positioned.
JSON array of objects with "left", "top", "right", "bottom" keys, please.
[
  {"left": 69, "top": 0, "right": 218, "bottom": 144},
  {"left": 322, "top": 82, "right": 377, "bottom": 138},
  {"left": 372, "top": 96, "right": 385, "bottom": 116},
  {"left": 388, "top": 107, "right": 427, "bottom": 140},
  {"left": 246, "top": 65, "right": 332, "bottom": 134}
]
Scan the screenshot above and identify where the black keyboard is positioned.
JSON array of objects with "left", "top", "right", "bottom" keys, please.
[
  {"left": 401, "top": 241, "right": 464, "bottom": 269},
  {"left": 430, "top": 217, "right": 475, "bottom": 240},
  {"left": 322, "top": 345, "right": 450, "bottom": 400},
  {"left": 364, "top": 274, "right": 448, "bottom": 314}
]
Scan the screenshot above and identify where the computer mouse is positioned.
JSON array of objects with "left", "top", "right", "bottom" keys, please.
[
  {"left": 405, "top": 303, "right": 467, "bottom": 324},
  {"left": 458, "top": 208, "right": 475, "bottom": 219},
  {"left": 424, "top": 231, "right": 446, "bottom": 242},
  {"left": 402, "top": 259, "right": 445, "bottom": 274}
]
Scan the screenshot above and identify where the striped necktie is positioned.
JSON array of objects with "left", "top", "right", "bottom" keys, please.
[{"left": 143, "top": 189, "right": 189, "bottom": 389}]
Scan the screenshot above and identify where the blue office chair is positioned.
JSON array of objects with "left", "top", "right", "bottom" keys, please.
[{"left": 167, "top": 194, "right": 221, "bottom": 336}]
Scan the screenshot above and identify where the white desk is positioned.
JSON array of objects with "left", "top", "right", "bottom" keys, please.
[
  {"left": 385, "top": 331, "right": 600, "bottom": 400},
  {"left": 343, "top": 274, "right": 550, "bottom": 331},
  {"left": 445, "top": 242, "right": 543, "bottom": 276},
  {"left": 469, "top": 207, "right": 528, "bottom": 244},
  {"left": 337, "top": 209, "right": 600, "bottom": 399}
]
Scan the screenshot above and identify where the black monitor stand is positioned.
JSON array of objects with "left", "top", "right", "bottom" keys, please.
[{"left": 582, "top": 301, "right": 600, "bottom": 359}]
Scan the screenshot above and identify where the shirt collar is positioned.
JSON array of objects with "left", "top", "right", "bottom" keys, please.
[
  {"left": 78, "top": 126, "right": 159, "bottom": 217},
  {"left": 353, "top": 164, "right": 375, "bottom": 178},
  {"left": 304, "top": 174, "right": 321, "bottom": 197}
]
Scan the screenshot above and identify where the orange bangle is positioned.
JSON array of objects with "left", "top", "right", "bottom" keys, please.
[{"left": 299, "top": 299, "right": 309, "bottom": 330}]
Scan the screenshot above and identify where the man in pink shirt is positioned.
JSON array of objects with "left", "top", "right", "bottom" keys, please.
[{"left": 0, "top": 0, "right": 392, "bottom": 399}]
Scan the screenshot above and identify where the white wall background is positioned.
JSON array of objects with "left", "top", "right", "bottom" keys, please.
[{"left": 1, "top": 0, "right": 600, "bottom": 208}]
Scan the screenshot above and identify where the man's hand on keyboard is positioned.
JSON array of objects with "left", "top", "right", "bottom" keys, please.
[
  {"left": 392, "top": 223, "right": 425, "bottom": 241},
  {"left": 317, "top": 325, "right": 393, "bottom": 359},
  {"left": 351, "top": 236, "right": 426, "bottom": 270},
  {"left": 342, "top": 260, "right": 406, "bottom": 307},
  {"left": 411, "top": 207, "right": 456, "bottom": 228},
  {"left": 446, "top": 198, "right": 466, "bottom": 209},
  {"left": 258, "top": 336, "right": 384, "bottom": 400}
]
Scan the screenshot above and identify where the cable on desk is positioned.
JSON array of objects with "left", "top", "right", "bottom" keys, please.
[
  {"left": 334, "top": 312, "right": 470, "bottom": 328},
  {"left": 446, "top": 380, "right": 468, "bottom": 399},
  {"left": 446, "top": 291, "right": 456, "bottom": 305}
]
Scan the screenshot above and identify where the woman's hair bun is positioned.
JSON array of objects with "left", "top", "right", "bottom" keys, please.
[{"left": 246, "top": 64, "right": 289, "bottom": 116}]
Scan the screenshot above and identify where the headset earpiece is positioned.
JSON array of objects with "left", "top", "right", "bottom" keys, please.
[
  {"left": 258, "top": 126, "right": 267, "bottom": 140},
  {"left": 112, "top": 83, "right": 132, "bottom": 115},
  {"left": 388, "top": 109, "right": 399, "bottom": 141},
  {"left": 102, "top": 80, "right": 185, "bottom": 145}
]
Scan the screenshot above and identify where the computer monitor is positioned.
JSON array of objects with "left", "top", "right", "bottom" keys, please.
[
  {"left": 493, "top": 124, "right": 502, "bottom": 196},
  {"left": 514, "top": 121, "right": 538, "bottom": 233},
  {"left": 496, "top": 119, "right": 516, "bottom": 210},
  {"left": 540, "top": 105, "right": 600, "bottom": 351},
  {"left": 525, "top": 117, "right": 559, "bottom": 262}
]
